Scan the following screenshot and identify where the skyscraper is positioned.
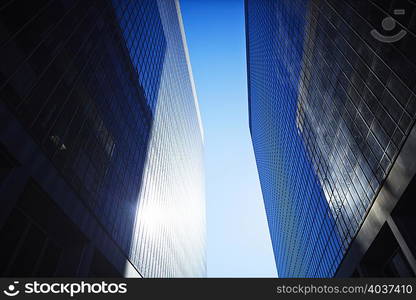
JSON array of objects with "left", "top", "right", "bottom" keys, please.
[
  {"left": 246, "top": 0, "right": 416, "bottom": 277},
  {"left": 0, "top": 0, "right": 205, "bottom": 277}
]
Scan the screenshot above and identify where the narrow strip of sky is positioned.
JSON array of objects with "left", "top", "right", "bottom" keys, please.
[{"left": 180, "top": 0, "right": 277, "bottom": 277}]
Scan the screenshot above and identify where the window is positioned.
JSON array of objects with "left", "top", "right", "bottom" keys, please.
[{"left": 0, "top": 144, "right": 18, "bottom": 184}]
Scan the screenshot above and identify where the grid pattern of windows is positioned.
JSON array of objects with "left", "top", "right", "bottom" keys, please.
[
  {"left": 112, "top": 0, "right": 166, "bottom": 113},
  {"left": 0, "top": 180, "right": 87, "bottom": 277},
  {"left": 246, "top": 0, "right": 416, "bottom": 277},
  {"left": 296, "top": 0, "right": 416, "bottom": 274},
  {"left": 0, "top": 0, "right": 154, "bottom": 255},
  {"left": 128, "top": 0, "right": 205, "bottom": 277},
  {"left": 245, "top": 0, "right": 342, "bottom": 277},
  {"left": 0, "top": 0, "right": 205, "bottom": 277}
]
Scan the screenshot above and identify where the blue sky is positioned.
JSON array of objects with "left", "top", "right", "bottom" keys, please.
[{"left": 180, "top": 0, "right": 277, "bottom": 277}]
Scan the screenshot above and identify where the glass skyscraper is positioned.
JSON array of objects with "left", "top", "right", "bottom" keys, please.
[
  {"left": 0, "top": 0, "right": 205, "bottom": 277},
  {"left": 246, "top": 0, "right": 416, "bottom": 277}
]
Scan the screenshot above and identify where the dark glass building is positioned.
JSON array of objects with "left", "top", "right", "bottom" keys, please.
[
  {"left": 246, "top": 0, "right": 416, "bottom": 277},
  {"left": 0, "top": 0, "right": 205, "bottom": 277}
]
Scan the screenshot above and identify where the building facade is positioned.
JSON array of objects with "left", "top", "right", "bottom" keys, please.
[
  {"left": 246, "top": 0, "right": 416, "bottom": 277},
  {"left": 0, "top": 0, "right": 205, "bottom": 277}
]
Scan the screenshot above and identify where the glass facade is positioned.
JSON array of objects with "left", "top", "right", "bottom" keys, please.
[
  {"left": 245, "top": 0, "right": 416, "bottom": 277},
  {"left": 0, "top": 0, "right": 205, "bottom": 277},
  {"left": 127, "top": 0, "right": 206, "bottom": 277}
]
